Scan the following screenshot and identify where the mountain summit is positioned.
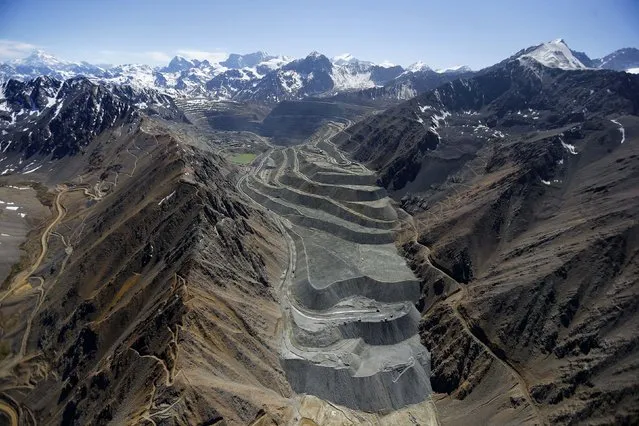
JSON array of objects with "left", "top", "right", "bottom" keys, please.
[{"left": 517, "top": 39, "right": 589, "bottom": 70}]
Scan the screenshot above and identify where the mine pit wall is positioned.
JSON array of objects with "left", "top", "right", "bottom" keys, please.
[
  {"left": 282, "top": 160, "right": 432, "bottom": 412},
  {"left": 279, "top": 173, "right": 387, "bottom": 202},
  {"left": 311, "top": 171, "right": 379, "bottom": 186},
  {"left": 296, "top": 157, "right": 378, "bottom": 186},
  {"left": 338, "top": 308, "right": 421, "bottom": 345},
  {"left": 241, "top": 181, "right": 396, "bottom": 245},
  {"left": 289, "top": 214, "right": 396, "bottom": 245},
  {"left": 290, "top": 310, "right": 419, "bottom": 347},
  {"left": 340, "top": 198, "right": 398, "bottom": 222},
  {"left": 254, "top": 180, "right": 396, "bottom": 230},
  {"left": 282, "top": 350, "right": 432, "bottom": 413},
  {"left": 292, "top": 277, "right": 421, "bottom": 311},
  {"left": 314, "top": 139, "right": 345, "bottom": 164}
]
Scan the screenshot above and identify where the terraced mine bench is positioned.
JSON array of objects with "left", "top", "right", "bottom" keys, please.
[{"left": 239, "top": 137, "right": 432, "bottom": 413}]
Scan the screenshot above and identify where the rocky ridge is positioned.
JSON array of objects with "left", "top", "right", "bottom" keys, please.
[{"left": 334, "top": 51, "right": 639, "bottom": 424}]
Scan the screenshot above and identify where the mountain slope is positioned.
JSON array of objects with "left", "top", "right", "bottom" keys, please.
[
  {"left": 593, "top": 47, "right": 639, "bottom": 71},
  {"left": 0, "top": 76, "right": 184, "bottom": 165},
  {"left": 335, "top": 57, "right": 639, "bottom": 423},
  {"left": 0, "top": 88, "right": 294, "bottom": 423}
]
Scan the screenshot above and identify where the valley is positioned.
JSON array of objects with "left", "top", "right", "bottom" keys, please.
[
  {"left": 238, "top": 124, "right": 432, "bottom": 413},
  {"left": 0, "top": 35, "right": 638, "bottom": 425}
]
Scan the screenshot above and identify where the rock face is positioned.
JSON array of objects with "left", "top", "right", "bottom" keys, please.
[
  {"left": 0, "top": 76, "right": 185, "bottom": 162},
  {"left": 335, "top": 57, "right": 639, "bottom": 423},
  {"left": 238, "top": 128, "right": 432, "bottom": 412}
]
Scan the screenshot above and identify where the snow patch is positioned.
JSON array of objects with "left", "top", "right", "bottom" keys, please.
[
  {"left": 331, "top": 67, "right": 375, "bottom": 90},
  {"left": 560, "top": 138, "right": 578, "bottom": 155},
  {"left": 22, "top": 164, "right": 42, "bottom": 174},
  {"left": 610, "top": 119, "right": 626, "bottom": 144},
  {"left": 158, "top": 190, "right": 176, "bottom": 206}
]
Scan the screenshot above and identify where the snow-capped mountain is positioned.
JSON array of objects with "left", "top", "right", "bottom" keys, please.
[
  {"left": 2, "top": 42, "right": 638, "bottom": 104},
  {"left": 221, "top": 51, "right": 277, "bottom": 69},
  {"left": 0, "top": 50, "right": 109, "bottom": 81},
  {"left": 0, "top": 75, "right": 183, "bottom": 165},
  {"left": 162, "top": 55, "right": 202, "bottom": 73},
  {"left": 330, "top": 54, "right": 404, "bottom": 91},
  {"left": 517, "top": 39, "right": 588, "bottom": 70},
  {"left": 332, "top": 53, "right": 366, "bottom": 66},
  {"left": 0, "top": 49, "right": 484, "bottom": 103},
  {"left": 435, "top": 65, "right": 472, "bottom": 74},
  {"left": 0, "top": 50, "right": 410, "bottom": 102},
  {"left": 406, "top": 61, "right": 432, "bottom": 73},
  {"left": 515, "top": 39, "right": 639, "bottom": 74},
  {"left": 233, "top": 52, "right": 335, "bottom": 102}
]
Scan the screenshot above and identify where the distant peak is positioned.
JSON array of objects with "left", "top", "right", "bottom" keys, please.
[
  {"left": 16, "top": 49, "right": 65, "bottom": 66},
  {"left": 551, "top": 38, "right": 566, "bottom": 45},
  {"left": 407, "top": 61, "right": 432, "bottom": 72},
  {"left": 332, "top": 52, "right": 353, "bottom": 61},
  {"left": 29, "top": 49, "right": 48, "bottom": 56},
  {"left": 436, "top": 65, "right": 472, "bottom": 74}
]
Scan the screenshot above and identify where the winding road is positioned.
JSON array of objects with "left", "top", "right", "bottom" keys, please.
[
  {"left": 0, "top": 187, "right": 67, "bottom": 305},
  {"left": 0, "top": 188, "right": 69, "bottom": 426}
]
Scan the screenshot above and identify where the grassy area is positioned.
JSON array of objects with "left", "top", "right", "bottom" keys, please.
[{"left": 229, "top": 153, "right": 257, "bottom": 165}]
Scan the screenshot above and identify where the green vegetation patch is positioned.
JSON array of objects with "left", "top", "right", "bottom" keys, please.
[{"left": 229, "top": 153, "right": 257, "bottom": 165}]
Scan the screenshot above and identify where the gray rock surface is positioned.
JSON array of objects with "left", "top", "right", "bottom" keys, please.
[{"left": 238, "top": 129, "right": 432, "bottom": 412}]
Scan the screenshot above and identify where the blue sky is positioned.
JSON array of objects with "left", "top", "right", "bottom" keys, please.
[{"left": 1, "top": 0, "right": 638, "bottom": 68}]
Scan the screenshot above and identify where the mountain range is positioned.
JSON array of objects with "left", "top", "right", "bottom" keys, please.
[
  {"left": 2, "top": 40, "right": 638, "bottom": 104},
  {"left": 0, "top": 36, "right": 638, "bottom": 425}
]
